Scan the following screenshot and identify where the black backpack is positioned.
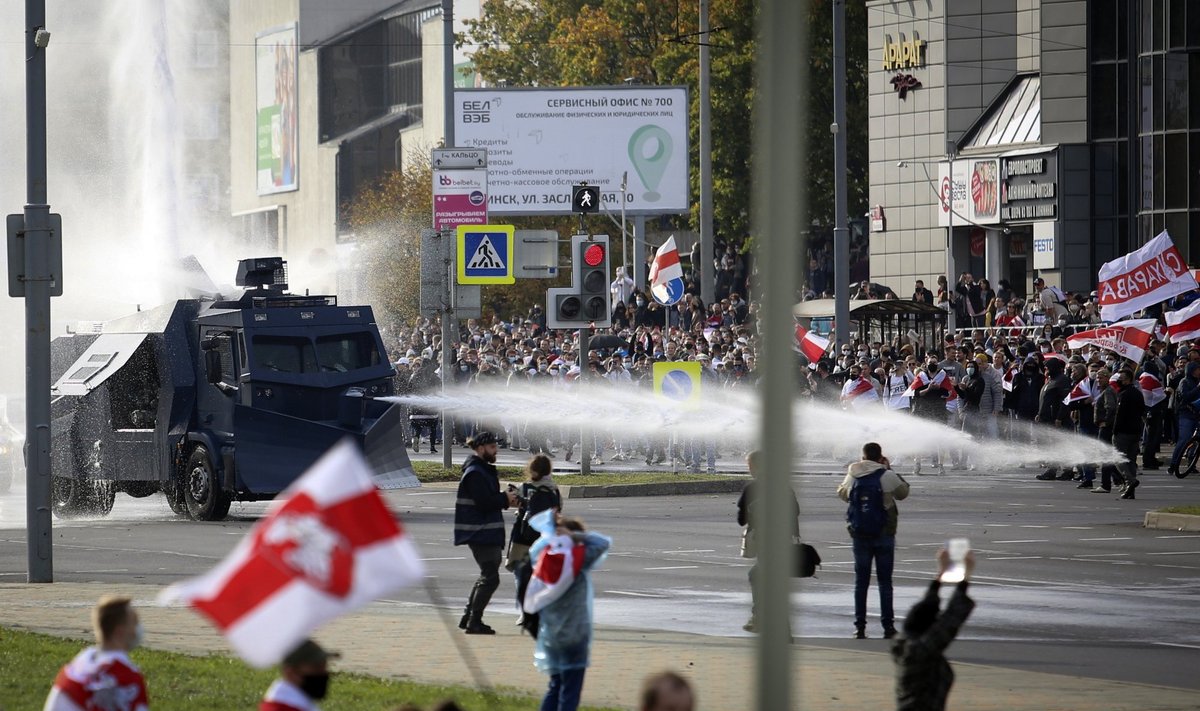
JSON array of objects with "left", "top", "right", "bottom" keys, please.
[
  {"left": 846, "top": 469, "right": 888, "bottom": 538},
  {"left": 511, "top": 483, "right": 561, "bottom": 546}
]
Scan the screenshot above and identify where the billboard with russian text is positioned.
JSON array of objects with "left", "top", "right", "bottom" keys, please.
[{"left": 454, "top": 87, "right": 689, "bottom": 215}]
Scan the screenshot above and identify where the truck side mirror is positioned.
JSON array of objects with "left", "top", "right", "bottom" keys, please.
[{"left": 205, "top": 349, "right": 222, "bottom": 384}]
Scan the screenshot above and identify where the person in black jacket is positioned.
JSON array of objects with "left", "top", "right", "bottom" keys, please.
[
  {"left": 1009, "top": 356, "right": 1044, "bottom": 458},
  {"left": 892, "top": 549, "right": 976, "bottom": 711},
  {"left": 454, "top": 431, "right": 518, "bottom": 634},
  {"left": 1112, "top": 370, "right": 1146, "bottom": 500},
  {"left": 1168, "top": 361, "right": 1200, "bottom": 476},
  {"left": 1034, "top": 358, "right": 1073, "bottom": 480},
  {"left": 507, "top": 454, "right": 563, "bottom": 638}
]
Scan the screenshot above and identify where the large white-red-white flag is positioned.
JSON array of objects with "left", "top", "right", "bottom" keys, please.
[
  {"left": 793, "top": 325, "right": 830, "bottom": 363},
  {"left": 523, "top": 511, "right": 585, "bottom": 614},
  {"left": 840, "top": 376, "right": 880, "bottom": 409},
  {"left": 158, "top": 440, "right": 425, "bottom": 668},
  {"left": 1001, "top": 365, "right": 1017, "bottom": 392},
  {"left": 1166, "top": 299, "right": 1200, "bottom": 343},
  {"left": 1065, "top": 319, "right": 1157, "bottom": 364},
  {"left": 1098, "top": 231, "right": 1198, "bottom": 322}
]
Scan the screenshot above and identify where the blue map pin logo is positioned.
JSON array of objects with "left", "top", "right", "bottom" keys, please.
[{"left": 628, "top": 124, "right": 672, "bottom": 202}]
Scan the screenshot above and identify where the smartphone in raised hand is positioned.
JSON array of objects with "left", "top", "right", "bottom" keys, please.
[{"left": 940, "top": 537, "right": 970, "bottom": 583}]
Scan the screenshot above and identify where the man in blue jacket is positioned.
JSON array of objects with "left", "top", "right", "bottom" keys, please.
[{"left": 455, "top": 431, "right": 517, "bottom": 634}]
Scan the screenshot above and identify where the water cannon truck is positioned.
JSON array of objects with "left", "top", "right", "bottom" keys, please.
[{"left": 48, "top": 257, "right": 416, "bottom": 520}]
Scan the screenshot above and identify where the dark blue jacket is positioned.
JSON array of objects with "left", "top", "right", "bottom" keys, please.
[{"left": 454, "top": 454, "right": 509, "bottom": 546}]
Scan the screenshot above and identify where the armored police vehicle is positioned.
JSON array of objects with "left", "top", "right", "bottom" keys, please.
[{"left": 49, "top": 257, "right": 416, "bottom": 520}]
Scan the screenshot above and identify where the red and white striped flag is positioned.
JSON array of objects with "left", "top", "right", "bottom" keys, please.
[
  {"left": 901, "top": 369, "right": 960, "bottom": 411},
  {"left": 158, "top": 440, "right": 425, "bottom": 668},
  {"left": 523, "top": 534, "right": 586, "bottom": 614},
  {"left": 1065, "top": 319, "right": 1157, "bottom": 364},
  {"left": 840, "top": 376, "right": 880, "bottom": 409},
  {"left": 1002, "top": 366, "right": 1017, "bottom": 392},
  {"left": 1063, "top": 378, "right": 1096, "bottom": 406},
  {"left": 793, "top": 325, "right": 830, "bottom": 363},
  {"left": 1166, "top": 299, "right": 1200, "bottom": 343},
  {"left": 1139, "top": 372, "right": 1167, "bottom": 407},
  {"left": 1098, "top": 231, "right": 1198, "bottom": 322}
]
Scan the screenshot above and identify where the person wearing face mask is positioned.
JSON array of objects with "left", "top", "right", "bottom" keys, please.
[
  {"left": 45, "top": 595, "right": 150, "bottom": 711},
  {"left": 260, "top": 639, "right": 338, "bottom": 711},
  {"left": 1010, "top": 356, "right": 1045, "bottom": 455},
  {"left": 1111, "top": 369, "right": 1146, "bottom": 499}
]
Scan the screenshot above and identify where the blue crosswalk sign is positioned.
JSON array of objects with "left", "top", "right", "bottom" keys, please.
[{"left": 457, "top": 225, "right": 515, "bottom": 284}]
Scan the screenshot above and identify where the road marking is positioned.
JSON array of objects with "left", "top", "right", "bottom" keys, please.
[
  {"left": 986, "top": 556, "right": 1043, "bottom": 560},
  {"left": 1061, "top": 526, "right": 1094, "bottom": 530},
  {"left": 644, "top": 565, "right": 700, "bottom": 570},
  {"left": 669, "top": 549, "right": 716, "bottom": 554},
  {"left": 605, "top": 590, "right": 669, "bottom": 598},
  {"left": 409, "top": 491, "right": 449, "bottom": 496},
  {"left": 1073, "top": 553, "right": 1129, "bottom": 558},
  {"left": 1155, "top": 535, "right": 1200, "bottom": 539},
  {"left": 1079, "top": 537, "right": 1132, "bottom": 541},
  {"left": 992, "top": 540, "right": 1049, "bottom": 544},
  {"left": 1153, "top": 642, "right": 1200, "bottom": 650},
  {"left": 1146, "top": 550, "right": 1200, "bottom": 556},
  {"left": 1018, "top": 525, "right": 1048, "bottom": 528},
  {"left": 420, "top": 557, "right": 465, "bottom": 561}
]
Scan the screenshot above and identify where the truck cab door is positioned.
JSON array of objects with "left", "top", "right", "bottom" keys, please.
[{"left": 197, "top": 329, "right": 238, "bottom": 436}]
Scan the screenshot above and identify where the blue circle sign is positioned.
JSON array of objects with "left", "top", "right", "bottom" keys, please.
[{"left": 661, "top": 370, "right": 694, "bottom": 401}]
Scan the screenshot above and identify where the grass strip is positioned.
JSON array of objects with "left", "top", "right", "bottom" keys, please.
[
  {"left": 1157, "top": 505, "right": 1200, "bottom": 515},
  {"left": 411, "top": 460, "right": 744, "bottom": 486},
  {"left": 0, "top": 626, "right": 620, "bottom": 711}
]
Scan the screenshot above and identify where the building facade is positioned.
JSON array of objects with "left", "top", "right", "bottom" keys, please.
[{"left": 866, "top": 0, "right": 1200, "bottom": 302}]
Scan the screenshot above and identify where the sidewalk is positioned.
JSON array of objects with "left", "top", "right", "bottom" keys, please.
[{"left": 3, "top": 582, "right": 1198, "bottom": 710}]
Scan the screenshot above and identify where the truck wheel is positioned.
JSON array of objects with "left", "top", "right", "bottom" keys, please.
[
  {"left": 184, "top": 445, "right": 230, "bottom": 521},
  {"left": 51, "top": 476, "right": 113, "bottom": 519}
]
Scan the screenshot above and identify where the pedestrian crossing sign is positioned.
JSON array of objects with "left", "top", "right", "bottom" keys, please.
[
  {"left": 653, "top": 361, "right": 702, "bottom": 407},
  {"left": 457, "top": 225, "right": 515, "bottom": 284}
]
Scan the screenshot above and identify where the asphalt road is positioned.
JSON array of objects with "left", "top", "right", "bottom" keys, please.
[{"left": 2, "top": 462, "right": 1200, "bottom": 690}]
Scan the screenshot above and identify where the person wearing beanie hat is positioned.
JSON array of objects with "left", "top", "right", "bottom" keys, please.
[
  {"left": 1033, "top": 356, "right": 1073, "bottom": 481},
  {"left": 454, "top": 431, "right": 518, "bottom": 634},
  {"left": 260, "top": 639, "right": 340, "bottom": 710}
]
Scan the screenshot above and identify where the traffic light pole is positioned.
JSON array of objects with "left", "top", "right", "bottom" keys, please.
[
  {"left": 578, "top": 326, "right": 591, "bottom": 476},
  {"left": 441, "top": 0, "right": 454, "bottom": 470}
]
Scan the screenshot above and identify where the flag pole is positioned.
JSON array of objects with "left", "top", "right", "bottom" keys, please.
[{"left": 423, "top": 579, "right": 501, "bottom": 709}]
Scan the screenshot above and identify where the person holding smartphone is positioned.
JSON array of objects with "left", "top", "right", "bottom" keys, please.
[{"left": 892, "top": 548, "right": 977, "bottom": 711}]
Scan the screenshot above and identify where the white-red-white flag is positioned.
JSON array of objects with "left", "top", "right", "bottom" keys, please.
[
  {"left": 1063, "top": 378, "right": 1096, "bottom": 406},
  {"left": 1139, "top": 372, "right": 1167, "bottom": 407},
  {"left": 840, "top": 376, "right": 880, "bottom": 409},
  {"left": 1166, "top": 299, "right": 1200, "bottom": 343},
  {"left": 523, "top": 535, "right": 585, "bottom": 614},
  {"left": 1065, "top": 319, "right": 1157, "bottom": 364},
  {"left": 901, "top": 369, "right": 960, "bottom": 411},
  {"left": 1002, "top": 366, "right": 1017, "bottom": 392},
  {"left": 1098, "top": 231, "right": 1198, "bottom": 322},
  {"left": 793, "top": 325, "right": 830, "bottom": 363},
  {"left": 158, "top": 440, "right": 425, "bottom": 668}
]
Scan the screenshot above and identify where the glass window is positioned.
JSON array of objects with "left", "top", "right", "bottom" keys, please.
[
  {"left": 1166, "top": 212, "right": 1188, "bottom": 254},
  {"left": 1092, "top": 64, "right": 1117, "bottom": 139},
  {"left": 1154, "top": 0, "right": 1165, "bottom": 51},
  {"left": 1140, "top": 57, "right": 1154, "bottom": 133},
  {"left": 1191, "top": 0, "right": 1200, "bottom": 47},
  {"left": 1191, "top": 133, "right": 1200, "bottom": 207},
  {"left": 1164, "top": 53, "right": 1189, "bottom": 130},
  {"left": 1154, "top": 134, "right": 1165, "bottom": 209},
  {"left": 1166, "top": 133, "right": 1188, "bottom": 208},
  {"left": 1118, "top": 139, "right": 1131, "bottom": 216},
  {"left": 1094, "top": 0, "right": 1117, "bottom": 60},
  {"left": 1118, "top": 0, "right": 1130, "bottom": 58},
  {"left": 1142, "top": 0, "right": 1155, "bottom": 52},
  {"left": 1170, "top": 0, "right": 1187, "bottom": 49},
  {"left": 1191, "top": 55, "right": 1200, "bottom": 128},
  {"left": 314, "top": 333, "right": 383, "bottom": 372},
  {"left": 1142, "top": 135, "right": 1155, "bottom": 210},
  {"left": 1118, "top": 63, "right": 1130, "bottom": 136},
  {"left": 1154, "top": 54, "right": 1165, "bottom": 131},
  {"left": 253, "top": 336, "right": 318, "bottom": 374}
]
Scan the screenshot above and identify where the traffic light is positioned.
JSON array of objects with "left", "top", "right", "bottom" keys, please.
[{"left": 545, "top": 234, "right": 612, "bottom": 329}]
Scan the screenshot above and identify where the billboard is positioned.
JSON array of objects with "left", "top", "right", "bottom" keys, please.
[
  {"left": 256, "top": 24, "right": 298, "bottom": 195},
  {"left": 454, "top": 87, "right": 689, "bottom": 215},
  {"left": 937, "top": 159, "right": 999, "bottom": 227}
]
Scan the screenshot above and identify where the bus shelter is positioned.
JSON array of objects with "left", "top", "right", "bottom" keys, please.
[{"left": 793, "top": 299, "right": 947, "bottom": 356}]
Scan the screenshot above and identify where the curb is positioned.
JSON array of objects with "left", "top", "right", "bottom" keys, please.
[
  {"left": 557, "top": 478, "right": 747, "bottom": 499},
  {"left": 1143, "top": 511, "right": 1200, "bottom": 531}
]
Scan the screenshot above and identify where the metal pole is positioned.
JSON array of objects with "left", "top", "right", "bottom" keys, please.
[
  {"left": 24, "top": 0, "right": 53, "bottom": 583},
  {"left": 947, "top": 147, "right": 956, "bottom": 332},
  {"left": 832, "top": 0, "right": 850, "bottom": 348},
  {"left": 620, "top": 172, "right": 628, "bottom": 275},
  {"left": 753, "top": 0, "right": 803, "bottom": 708},
  {"left": 699, "top": 0, "right": 715, "bottom": 306},
  {"left": 441, "top": 0, "right": 454, "bottom": 469},
  {"left": 578, "top": 327, "right": 591, "bottom": 476},
  {"left": 633, "top": 215, "right": 647, "bottom": 291}
]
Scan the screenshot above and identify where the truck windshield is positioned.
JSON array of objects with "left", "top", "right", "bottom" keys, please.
[
  {"left": 315, "top": 332, "right": 382, "bottom": 372},
  {"left": 252, "top": 333, "right": 381, "bottom": 374}
]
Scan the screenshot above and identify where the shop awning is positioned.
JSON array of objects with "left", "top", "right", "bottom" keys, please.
[{"left": 963, "top": 74, "right": 1041, "bottom": 149}]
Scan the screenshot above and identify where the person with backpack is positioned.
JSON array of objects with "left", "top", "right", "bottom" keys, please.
[
  {"left": 506, "top": 454, "right": 563, "bottom": 637},
  {"left": 837, "top": 442, "right": 911, "bottom": 639}
]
